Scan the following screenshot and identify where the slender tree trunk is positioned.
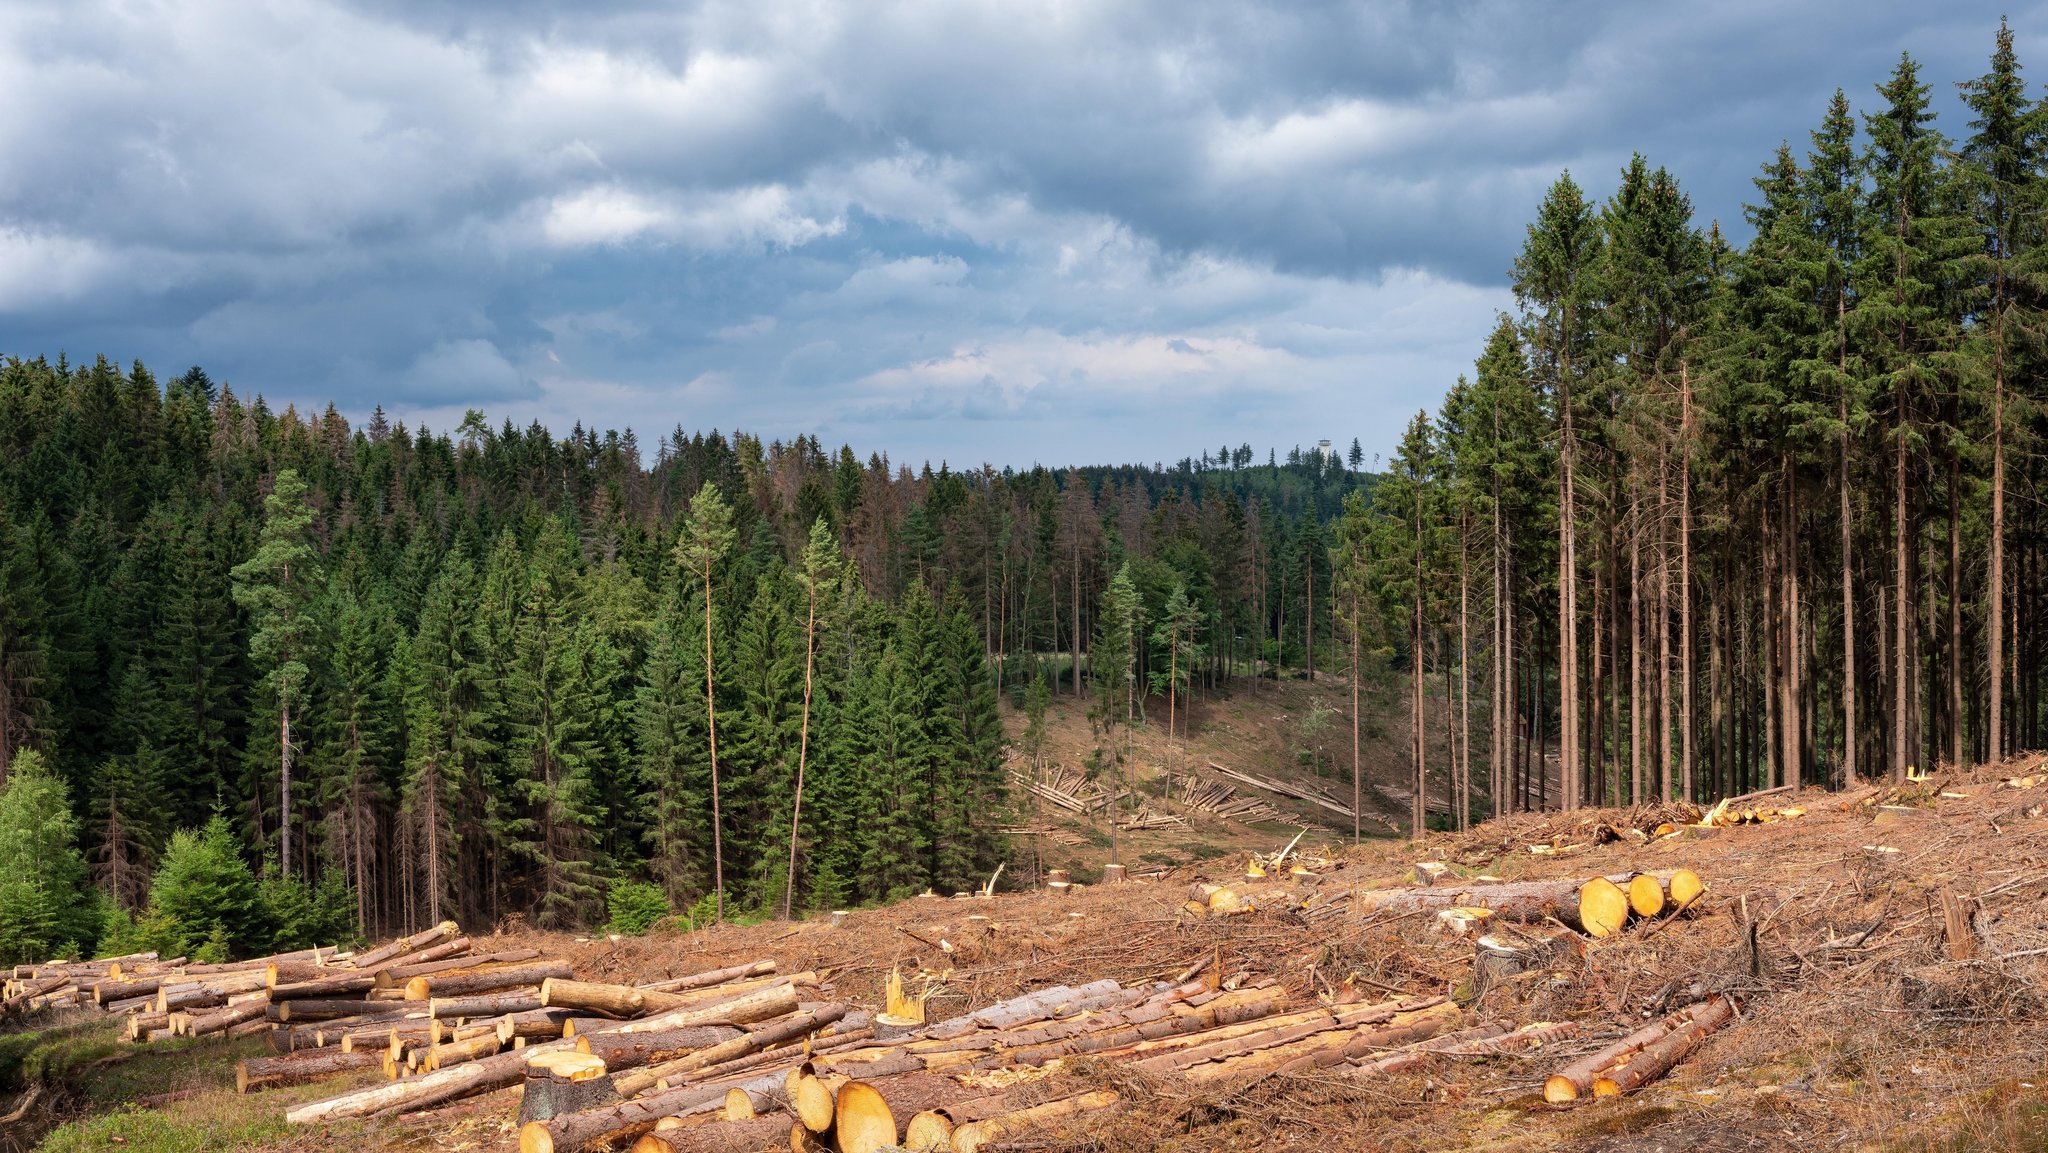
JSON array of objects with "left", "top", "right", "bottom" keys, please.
[
  {"left": 1459, "top": 531, "right": 1471, "bottom": 830},
  {"left": 1894, "top": 427, "right": 1909, "bottom": 782},
  {"left": 1991, "top": 306, "right": 2006, "bottom": 764},
  {"left": 1843, "top": 382, "right": 1859, "bottom": 790},
  {"left": 1630, "top": 475, "right": 1644, "bottom": 806},
  {"left": 782, "top": 588, "right": 818, "bottom": 920},
  {"left": 1559, "top": 369, "right": 1579, "bottom": 809},
  {"left": 704, "top": 562, "right": 725, "bottom": 922},
  {"left": 281, "top": 702, "right": 293, "bottom": 879},
  {"left": 1950, "top": 449, "right": 1964, "bottom": 771},
  {"left": 1350, "top": 594, "right": 1361, "bottom": 844},
  {"left": 1657, "top": 454, "right": 1673, "bottom": 802},
  {"left": 1680, "top": 364, "right": 1694, "bottom": 800}
]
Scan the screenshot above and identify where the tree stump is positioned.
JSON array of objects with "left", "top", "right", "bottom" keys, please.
[{"left": 516, "top": 1052, "right": 617, "bottom": 1126}]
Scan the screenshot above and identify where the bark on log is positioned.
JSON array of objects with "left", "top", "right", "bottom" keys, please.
[
  {"left": 626, "top": 1115, "right": 791, "bottom": 1153},
  {"left": 542, "top": 973, "right": 801, "bottom": 1018},
  {"left": 498, "top": 1008, "right": 582, "bottom": 1044},
  {"left": 272, "top": 974, "right": 378, "bottom": 1000},
  {"left": 949, "top": 1091, "right": 1122, "bottom": 1153},
  {"left": 270, "top": 998, "right": 384, "bottom": 1023},
  {"left": 435, "top": 992, "right": 546, "bottom": 1020},
  {"left": 349, "top": 921, "right": 461, "bottom": 969},
  {"left": 1545, "top": 996, "right": 1733, "bottom": 1102},
  {"left": 1128, "top": 995, "right": 1444, "bottom": 1076},
  {"left": 576, "top": 1026, "right": 746, "bottom": 1072},
  {"left": 1352, "top": 873, "right": 1637, "bottom": 929},
  {"left": 614, "top": 1005, "right": 848, "bottom": 1097},
  {"left": 237, "top": 1048, "right": 383, "bottom": 1093},
  {"left": 1590, "top": 997, "right": 1734, "bottom": 1096},
  {"left": 427, "top": 1032, "right": 503, "bottom": 1070},
  {"left": 518, "top": 1052, "right": 617, "bottom": 1125},
  {"left": 518, "top": 1069, "right": 790, "bottom": 1153},
  {"left": 638, "top": 960, "right": 777, "bottom": 993},
  {"left": 187, "top": 1000, "right": 272, "bottom": 1037},
  {"left": 407, "top": 961, "right": 572, "bottom": 1001},
  {"left": 1352, "top": 1019, "right": 1580, "bottom": 1075},
  {"left": 379, "top": 949, "right": 545, "bottom": 987}
]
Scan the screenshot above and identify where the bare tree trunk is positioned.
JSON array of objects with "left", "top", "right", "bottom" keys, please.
[
  {"left": 1560, "top": 371, "right": 1580, "bottom": 809},
  {"left": 1991, "top": 295, "right": 2007, "bottom": 765},
  {"left": 281, "top": 703, "right": 293, "bottom": 878},
  {"left": 1459, "top": 527, "right": 1471, "bottom": 831},
  {"left": 704, "top": 561, "right": 725, "bottom": 922},
  {"left": 782, "top": 586, "right": 819, "bottom": 920},
  {"left": 1950, "top": 449, "right": 1965, "bottom": 771},
  {"left": 1895, "top": 426, "right": 1909, "bottom": 782},
  {"left": 1630, "top": 474, "right": 1644, "bottom": 806},
  {"left": 1839, "top": 328, "right": 1858, "bottom": 786},
  {"left": 1680, "top": 364, "right": 1694, "bottom": 800}
]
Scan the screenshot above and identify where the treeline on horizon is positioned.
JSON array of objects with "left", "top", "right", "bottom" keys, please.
[
  {"left": 1373, "top": 24, "right": 2048, "bottom": 827},
  {"left": 0, "top": 334, "right": 1371, "bottom": 958}
]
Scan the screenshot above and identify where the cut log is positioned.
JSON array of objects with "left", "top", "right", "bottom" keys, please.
[
  {"left": 613, "top": 1005, "right": 848, "bottom": 1097},
  {"left": 1578, "top": 877, "right": 1631, "bottom": 938},
  {"left": 379, "top": 949, "right": 544, "bottom": 987},
  {"left": 427, "top": 1032, "right": 502, "bottom": 1070},
  {"left": 187, "top": 1000, "right": 271, "bottom": 1037},
  {"left": 271, "top": 998, "right": 385, "bottom": 1023},
  {"left": 407, "top": 960, "right": 573, "bottom": 1001},
  {"left": 237, "top": 1048, "right": 383, "bottom": 1093},
  {"left": 626, "top": 1116, "right": 791, "bottom": 1153},
  {"left": 1351, "top": 873, "right": 1634, "bottom": 930},
  {"left": 350, "top": 920, "right": 461, "bottom": 969},
  {"left": 1590, "top": 996, "right": 1734, "bottom": 1097},
  {"left": 435, "top": 992, "right": 545, "bottom": 1020},
  {"left": 834, "top": 1081, "right": 896, "bottom": 1153},
  {"left": 576, "top": 1026, "right": 746, "bottom": 1071},
  {"left": 272, "top": 974, "right": 378, "bottom": 1000},
  {"left": 519, "top": 1069, "right": 790, "bottom": 1153},
  {"left": 1627, "top": 874, "right": 1667, "bottom": 919},
  {"left": 1352, "top": 1019, "right": 1580, "bottom": 1075},
  {"left": 518, "top": 1052, "right": 617, "bottom": 1125},
  {"left": 904, "top": 1109, "right": 954, "bottom": 1151},
  {"left": 499, "top": 1008, "right": 582, "bottom": 1044},
  {"left": 950, "top": 1091, "right": 1122, "bottom": 1153},
  {"left": 542, "top": 973, "right": 799, "bottom": 1018},
  {"left": 791, "top": 1071, "right": 845, "bottom": 1133},
  {"left": 1668, "top": 868, "right": 1705, "bottom": 909},
  {"left": 638, "top": 960, "right": 777, "bottom": 993},
  {"left": 1544, "top": 996, "right": 1734, "bottom": 1102}
]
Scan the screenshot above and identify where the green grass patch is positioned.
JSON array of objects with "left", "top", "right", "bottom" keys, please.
[{"left": 33, "top": 1102, "right": 291, "bottom": 1153}]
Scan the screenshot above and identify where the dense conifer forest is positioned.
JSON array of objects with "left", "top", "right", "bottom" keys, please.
[{"left": 3, "top": 27, "right": 2047, "bottom": 963}]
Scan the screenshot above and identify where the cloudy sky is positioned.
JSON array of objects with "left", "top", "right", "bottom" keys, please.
[{"left": 0, "top": 1, "right": 2035, "bottom": 468}]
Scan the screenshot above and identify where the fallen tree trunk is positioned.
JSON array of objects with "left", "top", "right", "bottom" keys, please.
[
  {"left": 518, "top": 1069, "right": 791, "bottom": 1153},
  {"left": 1352, "top": 874, "right": 1635, "bottom": 928},
  {"left": 406, "top": 961, "right": 572, "bottom": 1001},
  {"left": 950, "top": 1091, "right": 1123, "bottom": 1153},
  {"left": 1352, "top": 1019, "right": 1580, "bottom": 1075},
  {"left": 540, "top": 973, "right": 801, "bottom": 1019},
  {"left": 638, "top": 960, "right": 777, "bottom": 993},
  {"left": 575, "top": 1026, "right": 746, "bottom": 1072},
  {"left": 434, "top": 992, "right": 545, "bottom": 1020},
  {"left": 186, "top": 1000, "right": 272, "bottom": 1038},
  {"left": 1590, "top": 997, "right": 1734, "bottom": 1096},
  {"left": 349, "top": 921, "right": 461, "bottom": 969},
  {"left": 379, "top": 949, "right": 544, "bottom": 987},
  {"left": 613, "top": 1005, "right": 848, "bottom": 1097},
  {"left": 238, "top": 1048, "right": 383, "bottom": 1093},
  {"left": 1545, "top": 996, "right": 1733, "bottom": 1102},
  {"left": 497, "top": 1008, "right": 581, "bottom": 1044}
]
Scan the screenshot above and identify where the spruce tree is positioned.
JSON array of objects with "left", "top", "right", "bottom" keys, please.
[
  {"left": 0, "top": 749, "right": 96, "bottom": 964},
  {"left": 231, "top": 469, "right": 321, "bottom": 875}
]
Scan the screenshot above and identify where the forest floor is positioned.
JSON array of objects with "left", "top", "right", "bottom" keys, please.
[{"left": 14, "top": 754, "right": 2048, "bottom": 1151}]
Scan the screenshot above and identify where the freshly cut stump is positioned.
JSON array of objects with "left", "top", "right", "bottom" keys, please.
[
  {"left": 516, "top": 1051, "right": 614, "bottom": 1125},
  {"left": 1627, "top": 874, "right": 1666, "bottom": 919},
  {"left": 1578, "top": 877, "right": 1631, "bottom": 938},
  {"left": 834, "top": 1080, "right": 896, "bottom": 1153}
]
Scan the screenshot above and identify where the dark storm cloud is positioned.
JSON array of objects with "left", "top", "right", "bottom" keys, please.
[{"left": 0, "top": 0, "right": 2037, "bottom": 465}]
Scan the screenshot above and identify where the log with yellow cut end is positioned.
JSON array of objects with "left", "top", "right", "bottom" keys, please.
[
  {"left": 834, "top": 1080, "right": 897, "bottom": 1153},
  {"left": 1668, "top": 868, "right": 1705, "bottom": 909},
  {"left": 1577, "top": 877, "right": 1631, "bottom": 938},
  {"left": 1626, "top": 874, "right": 1666, "bottom": 919},
  {"left": 903, "top": 1109, "right": 955, "bottom": 1151}
]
